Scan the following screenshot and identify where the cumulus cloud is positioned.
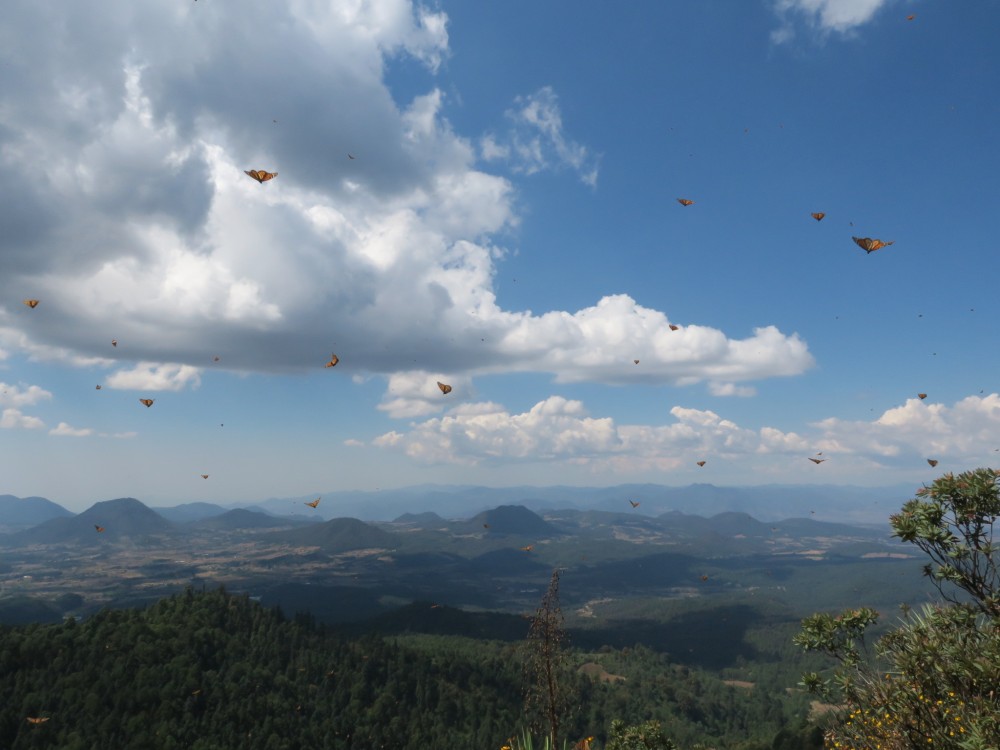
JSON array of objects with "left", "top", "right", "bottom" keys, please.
[
  {"left": 771, "top": 0, "right": 894, "bottom": 41},
  {"left": 481, "top": 86, "right": 600, "bottom": 187},
  {"left": 378, "top": 371, "right": 470, "bottom": 418},
  {"left": 0, "top": 1, "right": 811, "bottom": 406},
  {"left": 374, "top": 393, "right": 1000, "bottom": 474},
  {"left": 1, "top": 408, "right": 45, "bottom": 430},
  {"left": 105, "top": 362, "right": 202, "bottom": 391},
  {"left": 0, "top": 382, "right": 53, "bottom": 408},
  {"left": 50, "top": 422, "right": 94, "bottom": 437}
]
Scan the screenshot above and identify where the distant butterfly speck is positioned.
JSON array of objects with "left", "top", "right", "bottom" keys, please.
[
  {"left": 437, "top": 381, "right": 452, "bottom": 394},
  {"left": 808, "top": 457, "right": 826, "bottom": 464},
  {"left": 200, "top": 474, "right": 209, "bottom": 479},
  {"left": 325, "top": 354, "right": 339, "bottom": 368},
  {"left": 94, "top": 525, "right": 105, "bottom": 532},
  {"left": 677, "top": 198, "right": 694, "bottom": 206},
  {"left": 629, "top": 500, "right": 640, "bottom": 508},
  {"left": 139, "top": 399, "right": 154, "bottom": 407},
  {"left": 927, "top": 459, "right": 939, "bottom": 467},
  {"left": 918, "top": 393, "right": 927, "bottom": 400},
  {"left": 111, "top": 339, "right": 117, "bottom": 347},
  {"left": 23, "top": 299, "right": 39, "bottom": 308},
  {"left": 305, "top": 498, "right": 320, "bottom": 508},
  {"left": 811, "top": 212, "right": 825, "bottom": 221},
  {"left": 696, "top": 460, "right": 706, "bottom": 467}
]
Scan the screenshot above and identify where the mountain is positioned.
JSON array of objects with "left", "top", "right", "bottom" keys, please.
[
  {"left": 1, "top": 497, "right": 174, "bottom": 546},
  {"left": 0, "top": 494, "right": 73, "bottom": 533},
  {"left": 190, "top": 508, "right": 309, "bottom": 531},
  {"left": 391, "top": 511, "right": 446, "bottom": 526},
  {"left": 471, "top": 505, "right": 561, "bottom": 536},
  {"left": 246, "top": 482, "right": 911, "bottom": 524},
  {"left": 153, "top": 502, "right": 229, "bottom": 523},
  {"left": 267, "top": 517, "right": 397, "bottom": 552}
]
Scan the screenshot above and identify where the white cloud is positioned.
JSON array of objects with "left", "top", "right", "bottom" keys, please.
[
  {"left": 1, "top": 408, "right": 44, "bottom": 430},
  {"left": 49, "top": 422, "right": 94, "bottom": 437},
  {"left": 378, "top": 371, "right": 470, "bottom": 418},
  {"left": 0, "top": 382, "right": 53, "bottom": 407},
  {"left": 105, "top": 362, "right": 202, "bottom": 391},
  {"left": 772, "top": 0, "right": 893, "bottom": 40},
  {"left": 375, "top": 393, "right": 1000, "bottom": 475},
  {"left": 483, "top": 86, "right": 601, "bottom": 187},
  {"left": 0, "top": 1, "right": 811, "bottom": 403}
]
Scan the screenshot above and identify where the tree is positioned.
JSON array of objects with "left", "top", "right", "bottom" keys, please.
[
  {"left": 524, "top": 568, "right": 574, "bottom": 750},
  {"left": 795, "top": 468, "right": 1000, "bottom": 749}
]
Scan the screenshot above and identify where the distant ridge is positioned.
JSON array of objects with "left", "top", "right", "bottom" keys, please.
[
  {"left": 1, "top": 497, "right": 173, "bottom": 546},
  {"left": 267, "top": 517, "right": 397, "bottom": 552},
  {"left": 391, "top": 511, "right": 445, "bottom": 525},
  {"left": 153, "top": 502, "right": 229, "bottom": 524},
  {"left": 191, "top": 508, "right": 307, "bottom": 531},
  {"left": 472, "top": 505, "right": 560, "bottom": 536},
  {"left": 0, "top": 494, "right": 72, "bottom": 532}
]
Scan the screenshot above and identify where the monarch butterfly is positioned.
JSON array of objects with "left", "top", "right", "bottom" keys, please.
[
  {"left": 95, "top": 385, "right": 102, "bottom": 390},
  {"left": 669, "top": 324, "right": 679, "bottom": 331},
  {"left": 853, "top": 236, "right": 895, "bottom": 253},
  {"left": 244, "top": 169, "right": 277, "bottom": 183},
  {"left": 111, "top": 339, "right": 117, "bottom": 347},
  {"left": 347, "top": 154, "right": 356, "bottom": 160},
  {"left": 200, "top": 474, "right": 209, "bottom": 479},
  {"left": 305, "top": 498, "right": 320, "bottom": 508},
  {"left": 23, "top": 299, "right": 39, "bottom": 308},
  {"left": 811, "top": 212, "right": 825, "bottom": 221},
  {"left": 808, "top": 457, "right": 826, "bottom": 464},
  {"left": 676, "top": 198, "right": 694, "bottom": 206},
  {"left": 906, "top": 14, "right": 915, "bottom": 20},
  {"left": 917, "top": 393, "right": 927, "bottom": 400},
  {"left": 213, "top": 356, "right": 220, "bottom": 362},
  {"left": 139, "top": 398, "right": 154, "bottom": 407},
  {"left": 633, "top": 359, "right": 639, "bottom": 365},
  {"left": 700, "top": 574, "right": 709, "bottom": 581},
  {"left": 325, "top": 354, "right": 339, "bottom": 368},
  {"left": 927, "top": 459, "right": 939, "bottom": 467},
  {"left": 94, "top": 525, "right": 105, "bottom": 532},
  {"left": 629, "top": 500, "right": 640, "bottom": 508},
  {"left": 521, "top": 545, "right": 533, "bottom": 552},
  {"left": 437, "top": 381, "right": 452, "bottom": 394},
  {"left": 696, "top": 460, "right": 706, "bottom": 467},
  {"left": 26, "top": 717, "right": 49, "bottom": 725}
]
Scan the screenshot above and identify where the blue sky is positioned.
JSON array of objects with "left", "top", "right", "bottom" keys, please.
[{"left": 2, "top": 0, "right": 999, "bottom": 512}]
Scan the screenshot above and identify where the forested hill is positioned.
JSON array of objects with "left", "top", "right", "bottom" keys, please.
[{"left": 0, "top": 589, "right": 824, "bottom": 750}]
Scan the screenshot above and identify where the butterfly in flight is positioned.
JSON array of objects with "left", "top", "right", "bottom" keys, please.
[
  {"left": 521, "top": 545, "right": 533, "bottom": 552},
  {"left": 808, "top": 457, "right": 826, "bottom": 464},
  {"left": 213, "top": 356, "right": 220, "bottom": 362},
  {"left": 325, "top": 354, "right": 339, "bottom": 368},
  {"left": 853, "top": 236, "right": 895, "bottom": 253},
  {"left": 139, "top": 399, "right": 154, "bottom": 407},
  {"left": 628, "top": 500, "right": 641, "bottom": 508},
  {"left": 633, "top": 359, "right": 640, "bottom": 365},
  {"left": 26, "top": 717, "right": 49, "bottom": 725},
  {"left": 94, "top": 525, "right": 105, "bottom": 532},
  {"left": 811, "top": 212, "right": 825, "bottom": 221},
  {"left": 200, "top": 474, "right": 209, "bottom": 479},
  {"left": 244, "top": 169, "right": 277, "bottom": 183},
  {"left": 348, "top": 154, "right": 356, "bottom": 160},
  {"left": 95, "top": 385, "right": 102, "bottom": 390},
  {"left": 700, "top": 575, "right": 709, "bottom": 582},
  {"left": 437, "top": 381, "right": 452, "bottom": 394},
  {"left": 918, "top": 393, "right": 927, "bottom": 400},
  {"left": 669, "top": 324, "right": 680, "bottom": 331},
  {"left": 111, "top": 339, "right": 117, "bottom": 347},
  {"left": 305, "top": 498, "right": 320, "bottom": 508},
  {"left": 483, "top": 523, "right": 490, "bottom": 529},
  {"left": 676, "top": 198, "right": 694, "bottom": 206},
  {"left": 23, "top": 299, "right": 39, "bottom": 308},
  {"left": 906, "top": 14, "right": 916, "bottom": 20},
  {"left": 696, "top": 460, "right": 706, "bottom": 467},
  {"left": 927, "top": 459, "right": 939, "bottom": 467}
]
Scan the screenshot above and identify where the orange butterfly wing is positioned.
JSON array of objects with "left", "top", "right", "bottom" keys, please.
[
  {"left": 927, "top": 459, "right": 939, "bottom": 467},
  {"left": 437, "top": 381, "right": 452, "bottom": 394},
  {"left": 677, "top": 198, "right": 694, "bottom": 206},
  {"left": 325, "top": 354, "right": 339, "bottom": 368},
  {"left": 244, "top": 169, "right": 277, "bottom": 183},
  {"left": 23, "top": 299, "right": 39, "bottom": 308},
  {"left": 917, "top": 393, "right": 927, "bottom": 400},
  {"left": 696, "top": 460, "right": 706, "bottom": 467},
  {"left": 94, "top": 525, "right": 105, "bottom": 532},
  {"left": 139, "top": 399, "right": 154, "bottom": 407},
  {"left": 811, "top": 212, "right": 825, "bottom": 221},
  {"left": 305, "top": 498, "right": 320, "bottom": 508},
  {"left": 669, "top": 324, "right": 679, "bottom": 331},
  {"left": 26, "top": 717, "right": 49, "bottom": 725}
]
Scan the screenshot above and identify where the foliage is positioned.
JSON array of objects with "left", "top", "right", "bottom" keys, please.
[
  {"left": 795, "top": 469, "right": 1000, "bottom": 749},
  {"left": 605, "top": 719, "right": 677, "bottom": 750}
]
